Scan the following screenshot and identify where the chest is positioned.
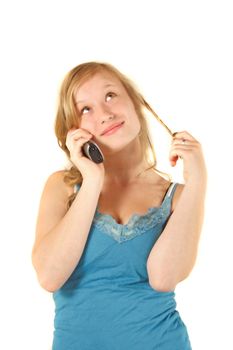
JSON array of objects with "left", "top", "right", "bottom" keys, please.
[{"left": 97, "top": 182, "right": 169, "bottom": 225}]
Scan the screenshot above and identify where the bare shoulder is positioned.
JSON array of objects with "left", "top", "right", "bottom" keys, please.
[
  {"left": 43, "top": 170, "right": 73, "bottom": 197},
  {"left": 171, "top": 183, "right": 185, "bottom": 213},
  {"left": 39, "top": 169, "right": 75, "bottom": 216},
  {"left": 33, "top": 170, "right": 74, "bottom": 248}
]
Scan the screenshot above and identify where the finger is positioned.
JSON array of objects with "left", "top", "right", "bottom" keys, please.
[
  {"left": 172, "top": 138, "right": 196, "bottom": 146},
  {"left": 169, "top": 155, "right": 179, "bottom": 166},
  {"left": 66, "top": 129, "right": 92, "bottom": 145},
  {"left": 72, "top": 136, "right": 93, "bottom": 150},
  {"left": 68, "top": 128, "right": 92, "bottom": 137},
  {"left": 172, "top": 130, "right": 197, "bottom": 141},
  {"left": 169, "top": 147, "right": 192, "bottom": 165},
  {"left": 66, "top": 138, "right": 92, "bottom": 157},
  {"left": 170, "top": 145, "right": 193, "bottom": 153},
  {"left": 66, "top": 133, "right": 92, "bottom": 150}
]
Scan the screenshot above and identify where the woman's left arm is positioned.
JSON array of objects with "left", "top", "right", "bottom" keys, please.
[{"left": 147, "top": 131, "right": 207, "bottom": 292}]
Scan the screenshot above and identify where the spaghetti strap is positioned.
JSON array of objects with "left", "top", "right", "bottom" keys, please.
[
  {"left": 166, "top": 182, "right": 178, "bottom": 198},
  {"left": 74, "top": 183, "right": 81, "bottom": 193},
  {"left": 160, "top": 182, "right": 179, "bottom": 207},
  {"left": 53, "top": 178, "right": 191, "bottom": 349}
]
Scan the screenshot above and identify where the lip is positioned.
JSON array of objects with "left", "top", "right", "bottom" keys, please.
[{"left": 101, "top": 122, "right": 124, "bottom": 136}]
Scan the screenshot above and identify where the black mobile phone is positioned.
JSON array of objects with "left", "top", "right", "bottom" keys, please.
[{"left": 82, "top": 141, "right": 104, "bottom": 163}]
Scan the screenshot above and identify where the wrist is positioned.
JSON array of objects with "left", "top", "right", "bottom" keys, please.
[{"left": 82, "top": 176, "right": 104, "bottom": 189}]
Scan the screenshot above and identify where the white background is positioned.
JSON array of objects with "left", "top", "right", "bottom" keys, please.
[{"left": 0, "top": 0, "right": 232, "bottom": 349}]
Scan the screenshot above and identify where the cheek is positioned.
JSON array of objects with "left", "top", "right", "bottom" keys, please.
[
  {"left": 79, "top": 119, "right": 92, "bottom": 130},
  {"left": 79, "top": 119, "right": 98, "bottom": 136},
  {"left": 132, "top": 114, "right": 141, "bottom": 134},
  {"left": 130, "top": 109, "right": 140, "bottom": 126},
  {"left": 125, "top": 101, "right": 139, "bottom": 120}
]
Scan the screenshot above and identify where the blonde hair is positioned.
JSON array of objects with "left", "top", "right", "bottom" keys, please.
[{"left": 54, "top": 61, "right": 174, "bottom": 208}]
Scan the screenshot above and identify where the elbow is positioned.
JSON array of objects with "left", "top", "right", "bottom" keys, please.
[
  {"left": 37, "top": 272, "right": 61, "bottom": 293},
  {"left": 31, "top": 253, "right": 60, "bottom": 293},
  {"left": 147, "top": 262, "right": 177, "bottom": 292},
  {"left": 39, "top": 279, "right": 59, "bottom": 293},
  {"left": 148, "top": 277, "right": 176, "bottom": 293},
  {"left": 148, "top": 269, "right": 192, "bottom": 292},
  {"left": 147, "top": 257, "right": 195, "bottom": 293}
]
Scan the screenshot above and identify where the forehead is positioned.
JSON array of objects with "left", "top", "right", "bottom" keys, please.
[{"left": 75, "top": 71, "right": 123, "bottom": 99}]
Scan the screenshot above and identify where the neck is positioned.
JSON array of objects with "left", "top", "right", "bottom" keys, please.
[{"left": 102, "top": 138, "right": 150, "bottom": 186}]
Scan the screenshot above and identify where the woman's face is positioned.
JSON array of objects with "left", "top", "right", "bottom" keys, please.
[{"left": 74, "top": 71, "right": 141, "bottom": 151}]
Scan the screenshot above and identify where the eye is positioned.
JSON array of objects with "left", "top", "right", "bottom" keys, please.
[
  {"left": 80, "top": 92, "right": 116, "bottom": 116},
  {"left": 106, "top": 92, "right": 116, "bottom": 101},
  {"left": 80, "top": 106, "right": 90, "bottom": 115}
]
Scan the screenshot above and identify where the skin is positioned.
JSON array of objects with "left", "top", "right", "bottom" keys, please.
[
  {"left": 32, "top": 71, "right": 207, "bottom": 293},
  {"left": 74, "top": 72, "right": 207, "bottom": 292},
  {"left": 74, "top": 71, "right": 149, "bottom": 185},
  {"left": 147, "top": 131, "right": 207, "bottom": 291}
]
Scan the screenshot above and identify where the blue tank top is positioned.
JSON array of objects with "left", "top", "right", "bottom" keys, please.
[{"left": 52, "top": 182, "right": 192, "bottom": 349}]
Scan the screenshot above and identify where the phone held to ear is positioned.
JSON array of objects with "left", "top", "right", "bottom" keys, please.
[{"left": 82, "top": 141, "right": 104, "bottom": 163}]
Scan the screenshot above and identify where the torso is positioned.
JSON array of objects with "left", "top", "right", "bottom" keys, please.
[{"left": 97, "top": 170, "right": 177, "bottom": 225}]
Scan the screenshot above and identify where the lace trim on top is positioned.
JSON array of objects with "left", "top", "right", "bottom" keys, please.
[
  {"left": 93, "top": 183, "right": 177, "bottom": 243},
  {"left": 92, "top": 198, "right": 172, "bottom": 243},
  {"left": 74, "top": 182, "right": 177, "bottom": 243}
]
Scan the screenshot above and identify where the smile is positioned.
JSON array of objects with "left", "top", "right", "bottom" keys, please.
[{"left": 102, "top": 122, "right": 125, "bottom": 136}]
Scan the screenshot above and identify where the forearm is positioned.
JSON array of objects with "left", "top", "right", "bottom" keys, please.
[
  {"left": 147, "top": 179, "right": 207, "bottom": 291},
  {"left": 32, "top": 178, "right": 102, "bottom": 292}
]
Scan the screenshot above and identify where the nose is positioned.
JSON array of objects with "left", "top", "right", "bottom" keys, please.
[
  {"left": 101, "top": 113, "right": 115, "bottom": 124},
  {"left": 95, "top": 104, "right": 115, "bottom": 124}
]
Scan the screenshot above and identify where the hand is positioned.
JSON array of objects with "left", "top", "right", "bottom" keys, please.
[
  {"left": 169, "top": 131, "right": 207, "bottom": 185},
  {"left": 66, "top": 128, "right": 105, "bottom": 183}
]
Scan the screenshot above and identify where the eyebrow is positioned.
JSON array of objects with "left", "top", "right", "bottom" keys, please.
[{"left": 75, "top": 83, "right": 117, "bottom": 105}]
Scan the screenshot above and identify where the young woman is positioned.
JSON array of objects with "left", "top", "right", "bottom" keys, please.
[{"left": 32, "top": 61, "right": 207, "bottom": 349}]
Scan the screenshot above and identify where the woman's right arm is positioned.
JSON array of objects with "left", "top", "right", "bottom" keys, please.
[{"left": 31, "top": 170, "right": 103, "bottom": 293}]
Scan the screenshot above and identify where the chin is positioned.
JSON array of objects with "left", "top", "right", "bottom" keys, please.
[{"left": 105, "top": 141, "right": 138, "bottom": 156}]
